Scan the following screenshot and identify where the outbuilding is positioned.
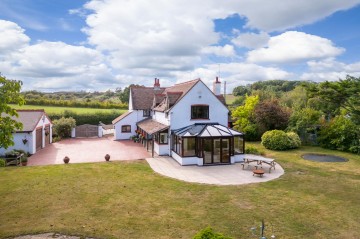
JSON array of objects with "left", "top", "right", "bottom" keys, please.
[{"left": 0, "top": 110, "right": 53, "bottom": 155}]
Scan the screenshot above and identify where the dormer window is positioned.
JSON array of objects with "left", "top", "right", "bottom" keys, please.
[
  {"left": 191, "top": 105, "right": 209, "bottom": 119},
  {"left": 143, "top": 109, "right": 151, "bottom": 117}
]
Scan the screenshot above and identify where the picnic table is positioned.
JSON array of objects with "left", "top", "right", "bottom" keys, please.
[{"left": 241, "top": 154, "right": 276, "bottom": 173}]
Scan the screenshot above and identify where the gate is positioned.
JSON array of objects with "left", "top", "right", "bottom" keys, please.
[{"left": 75, "top": 124, "right": 98, "bottom": 138}]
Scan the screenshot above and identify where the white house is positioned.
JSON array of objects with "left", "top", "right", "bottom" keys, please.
[
  {"left": 112, "top": 77, "right": 244, "bottom": 166},
  {"left": 0, "top": 110, "right": 53, "bottom": 155}
]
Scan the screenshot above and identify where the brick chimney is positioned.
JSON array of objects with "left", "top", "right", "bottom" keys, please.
[
  {"left": 154, "top": 78, "right": 160, "bottom": 90},
  {"left": 213, "top": 76, "right": 221, "bottom": 95}
]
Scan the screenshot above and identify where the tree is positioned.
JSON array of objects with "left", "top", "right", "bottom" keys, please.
[
  {"left": 231, "top": 95, "right": 260, "bottom": 140},
  {"left": 232, "top": 85, "right": 250, "bottom": 96},
  {"left": 0, "top": 75, "right": 25, "bottom": 149},
  {"left": 253, "top": 99, "right": 291, "bottom": 135},
  {"left": 305, "top": 75, "right": 360, "bottom": 123},
  {"left": 52, "top": 117, "right": 76, "bottom": 139}
]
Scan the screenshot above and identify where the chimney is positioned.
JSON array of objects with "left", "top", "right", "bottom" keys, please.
[
  {"left": 154, "top": 78, "right": 160, "bottom": 90},
  {"left": 213, "top": 76, "right": 221, "bottom": 95}
]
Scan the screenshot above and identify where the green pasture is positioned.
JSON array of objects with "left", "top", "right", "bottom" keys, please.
[{"left": 0, "top": 144, "right": 359, "bottom": 238}]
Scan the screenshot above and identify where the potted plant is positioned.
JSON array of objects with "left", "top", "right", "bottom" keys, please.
[
  {"left": 105, "top": 154, "right": 110, "bottom": 161},
  {"left": 63, "top": 156, "right": 70, "bottom": 164},
  {"left": 21, "top": 157, "right": 28, "bottom": 166}
]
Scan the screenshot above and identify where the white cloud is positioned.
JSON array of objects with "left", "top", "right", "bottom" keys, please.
[
  {"left": 232, "top": 31, "right": 270, "bottom": 49},
  {"left": 0, "top": 20, "right": 30, "bottom": 56},
  {"left": 226, "top": 0, "right": 360, "bottom": 32},
  {"left": 201, "top": 45, "right": 236, "bottom": 57},
  {"left": 247, "top": 31, "right": 344, "bottom": 63},
  {"left": 301, "top": 58, "right": 360, "bottom": 81}
]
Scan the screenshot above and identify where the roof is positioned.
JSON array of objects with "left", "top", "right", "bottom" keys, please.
[
  {"left": 137, "top": 118, "right": 169, "bottom": 135},
  {"left": 112, "top": 111, "right": 133, "bottom": 124},
  {"left": 153, "top": 79, "right": 200, "bottom": 112},
  {"left": 1, "top": 110, "right": 49, "bottom": 132},
  {"left": 131, "top": 87, "right": 165, "bottom": 110},
  {"left": 216, "top": 95, "right": 226, "bottom": 106},
  {"left": 173, "top": 123, "right": 243, "bottom": 138}
]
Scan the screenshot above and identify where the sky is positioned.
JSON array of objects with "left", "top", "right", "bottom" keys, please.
[{"left": 1, "top": 0, "right": 360, "bottom": 93}]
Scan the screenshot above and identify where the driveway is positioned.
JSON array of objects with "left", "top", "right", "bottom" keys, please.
[{"left": 28, "top": 136, "right": 150, "bottom": 166}]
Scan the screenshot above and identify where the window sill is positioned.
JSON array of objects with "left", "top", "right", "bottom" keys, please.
[{"left": 190, "top": 118, "right": 210, "bottom": 120}]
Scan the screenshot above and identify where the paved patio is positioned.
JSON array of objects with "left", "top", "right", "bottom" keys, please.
[
  {"left": 28, "top": 136, "right": 150, "bottom": 166},
  {"left": 146, "top": 156, "right": 285, "bottom": 185}
]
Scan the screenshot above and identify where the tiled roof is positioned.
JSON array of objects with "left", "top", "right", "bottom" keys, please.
[
  {"left": 112, "top": 111, "right": 132, "bottom": 124},
  {"left": 1, "top": 110, "right": 48, "bottom": 132},
  {"left": 216, "top": 95, "right": 226, "bottom": 106},
  {"left": 137, "top": 118, "right": 169, "bottom": 135},
  {"left": 153, "top": 79, "right": 200, "bottom": 112},
  {"left": 131, "top": 87, "right": 165, "bottom": 110}
]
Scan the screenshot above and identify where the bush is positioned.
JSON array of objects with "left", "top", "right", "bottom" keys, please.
[
  {"left": 261, "top": 130, "right": 301, "bottom": 150},
  {"left": 318, "top": 115, "right": 360, "bottom": 154},
  {"left": 48, "top": 110, "right": 120, "bottom": 125},
  {"left": 193, "top": 227, "right": 233, "bottom": 239},
  {"left": 287, "top": 132, "right": 302, "bottom": 148},
  {"left": 245, "top": 146, "right": 264, "bottom": 155},
  {"left": 0, "top": 158, "right": 6, "bottom": 167},
  {"left": 53, "top": 117, "right": 76, "bottom": 139}
]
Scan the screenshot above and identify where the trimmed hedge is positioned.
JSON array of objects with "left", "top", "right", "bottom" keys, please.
[
  {"left": 48, "top": 110, "right": 120, "bottom": 125},
  {"left": 261, "top": 130, "right": 301, "bottom": 150}
]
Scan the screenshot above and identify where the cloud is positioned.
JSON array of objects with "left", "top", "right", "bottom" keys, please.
[
  {"left": 201, "top": 44, "right": 236, "bottom": 57},
  {"left": 227, "top": 0, "right": 360, "bottom": 32},
  {"left": 0, "top": 20, "right": 30, "bottom": 55},
  {"left": 232, "top": 31, "right": 270, "bottom": 49},
  {"left": 247, "top": 31, "right": 344, "bottom": 63},
  {"left": 301, "top": 58, "right": 360, "bottom": 81}
]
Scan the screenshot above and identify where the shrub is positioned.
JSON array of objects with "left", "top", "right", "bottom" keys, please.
[
  {"left": 287, "top": 132, "right": 302, "bottom": 148},
  {"left": 193, "top": 226, "right": 233, "bottom": 239},
  {"left": 53, "top": 117, "right": 76, "bottom": 139},
  {"left": 48, "top": 110, "right": 120, "bottom": 125},
  {"left": 318, "top": 115, "right": 360, "bottom": 154},
  {"left": 0, "top": 158, "right": 6, "bottom": 167},
  {"left": 261, "top": 130, "right": 301, "bottom": 150},
  {"left": 245, "top": 146, "right": 264, "bottom": 155}
]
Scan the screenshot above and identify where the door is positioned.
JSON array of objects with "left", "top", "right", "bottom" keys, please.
[
  {"left": 203, "top": 138, "right": 212, "bottom": 164},
  {"left": 221, "top": 138, "right": 230, "bottom": 163},
  {"left": 36, "top": 128, "right": 42, "bottom": 150},
  {"left": 44, "top": 125, "right": 51, "bottom": 147}
]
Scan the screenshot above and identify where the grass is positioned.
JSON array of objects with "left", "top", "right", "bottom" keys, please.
[
  {"left": 0, "top": 145, "right": 359, "bottom": 239},
  {"left": 225, "top": 94, "right": 238, "bottom": 105},
  {"left": 10, "top": 104, "right": 126, "bottom": 115}
]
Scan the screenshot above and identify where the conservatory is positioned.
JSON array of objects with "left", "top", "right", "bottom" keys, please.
[{"left": 171, "top": 123, "right": 245, "bottom": 166}]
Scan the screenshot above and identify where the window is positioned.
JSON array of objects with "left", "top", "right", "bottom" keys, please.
[
  {"left": 121, "top": 125, "right": 131, "bottom": 133},
  {"left": 143, "top": 109, "right": 151, "bottom": 117},
  {"left": 234, "top": 136, "right": 244, "bottom": 154},
  {"left": 159, "top": 132, "right": 168, "bottom": 144},
  {"left": 191, "top": 105, "right": 209, "bottom": 119},
  {"left": 183, "top": 137, "right": 196, "bottom": 157}
]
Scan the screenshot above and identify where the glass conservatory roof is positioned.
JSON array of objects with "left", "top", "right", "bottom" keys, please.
[{"left": 172, "top": 123, "right": 243, "bottom": 138}]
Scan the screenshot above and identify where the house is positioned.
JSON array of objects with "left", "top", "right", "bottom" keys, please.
[
  {"left": 112, "top": 77, "right": 244, "bottom": 166},
  {"left": 0, "top": 110, "right": 53, "bottom": 155}
]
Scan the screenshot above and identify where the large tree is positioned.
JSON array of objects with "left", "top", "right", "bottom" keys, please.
[
  {"left": 306, "top": 75, "right": 360, "bottom": 123},
  {"left": 0, "top": 75, "right": 25, "bottom": 149}
]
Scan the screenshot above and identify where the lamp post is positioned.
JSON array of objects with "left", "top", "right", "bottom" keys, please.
[{"left": 251, "top": 220, "right": 275, "bottom": 239}]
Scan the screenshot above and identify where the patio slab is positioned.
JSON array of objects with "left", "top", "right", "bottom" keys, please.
[
  {"left": 146, "top": 157, "right": 284, "bottom": 185},
  {"left": 28, "top": 136, "right": 150, "bottom": 166}
]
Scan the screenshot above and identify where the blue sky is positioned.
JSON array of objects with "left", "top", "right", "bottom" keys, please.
[{"left": 0, "top": 0, "right": 360, "bottom": 92}]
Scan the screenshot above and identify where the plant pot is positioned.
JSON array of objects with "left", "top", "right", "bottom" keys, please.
[
  {"left": 21, "top": 162, "right": 27, "bottom": 166},
  {"left": 63, "top": 156, "right": 70, "bottom": 164},
  {"left": 105, "top": 154, "right": 110, "bottom": 161}
]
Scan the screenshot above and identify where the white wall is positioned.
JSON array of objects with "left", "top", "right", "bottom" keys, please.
[
  {"left": 0, "top": 132, "right": 33, "bottom": 155},
  {"left": 171, "top": 151, "right": 202, "bottom": 165},
  {"left": 154, "top": 142, "right": 169, "bottom": 156},
  {"left": 152, "top": 111, "right": 170, "bottom": 126},
  {"left": 114, "top": 110, "right": 149, "bottom": 140},
  {"left": 169, "top": 81, "right": 228, "bottom": 130}
]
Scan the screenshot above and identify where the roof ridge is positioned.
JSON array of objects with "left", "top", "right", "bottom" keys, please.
[{"left": 174, "top": 78, "right": 201, "bottom": 86}]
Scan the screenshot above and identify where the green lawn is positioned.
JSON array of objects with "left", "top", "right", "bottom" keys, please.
[
  {"left": 0, "top": 145, "right": 359, "bottom": 239},
  {"left": 10, "top": 104, "right": 126, "bottom": 114},
  {"left": 225, "top": 94, "right": 238, "bottom": 105}
]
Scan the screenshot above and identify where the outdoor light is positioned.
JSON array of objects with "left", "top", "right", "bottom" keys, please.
[{"left": 251, "top": 220, "right": 275, "bottom": 239}]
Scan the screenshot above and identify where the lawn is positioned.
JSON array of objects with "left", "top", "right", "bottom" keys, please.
[
  {"left": 0, "top": 144, "right": 359, "bottom": 239},
  {"left": 10, "top": 104, "right": 126, "bottom": 115}
]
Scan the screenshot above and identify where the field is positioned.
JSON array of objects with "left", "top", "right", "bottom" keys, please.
[
  {"left": 10, "top": 104, "right": 126, "bottom": 115},
  {"left": 0, "top": 144, "right": 359, "bottom": 239},
  {"left": 225, "top": 94, "right": 238, "bottom": 105}
]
